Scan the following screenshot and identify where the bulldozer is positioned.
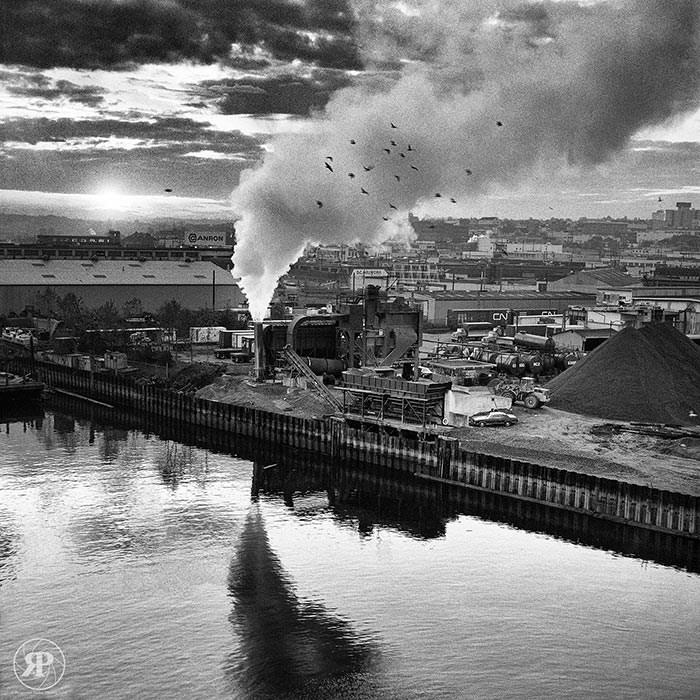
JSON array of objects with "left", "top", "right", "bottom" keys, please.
[{"left": 487, "top": 376, "right": 551, "bottom": 409}]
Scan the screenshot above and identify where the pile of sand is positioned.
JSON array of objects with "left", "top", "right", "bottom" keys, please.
[{"left": 546, "top": 322, "right": 700, "bottom": 425}]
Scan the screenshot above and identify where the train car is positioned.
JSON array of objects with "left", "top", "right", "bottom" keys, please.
[{"left": 446, "top": 308, "right": 514, "bottom": 330}]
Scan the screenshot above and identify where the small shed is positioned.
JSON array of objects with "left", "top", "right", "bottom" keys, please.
[
  {"left": 552, "top": 327, "right": 616, "bottom": 352},
  {"left": 443, "top": 386, "right": 511, "bottom": 427}
]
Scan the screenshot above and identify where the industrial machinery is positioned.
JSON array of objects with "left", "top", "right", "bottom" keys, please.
[
  {"left": 338, "top": 369, "right": 451, "bottom": 426},
  {"left": 487, "top": 377, "right": 551, "bottom": 409}
]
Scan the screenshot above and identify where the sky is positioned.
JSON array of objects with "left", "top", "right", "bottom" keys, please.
[{"left": 1, "top": 1, "right": 699, "bottom": 316}]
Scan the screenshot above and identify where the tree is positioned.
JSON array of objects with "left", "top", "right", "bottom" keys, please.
[
  {"left": 33, "top": 288, "right": 61, "bottom": 317},
  {"left": 156, "top": 299, "right": 184, "bottom": 333},
  {"left": 91, "top": 301, "right": 120, "bottom": 329},
  {"left": 57, "top": 293, "right": 86, "bottom": 331},
  {"left": 122, "top": 298, "right": 144, "bottom": 319}
]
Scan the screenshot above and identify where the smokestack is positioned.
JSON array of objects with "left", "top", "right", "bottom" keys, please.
[
  {"left": 254, "top": 322, "right": 265, "bottom": 382},
  {"left": 230, "top": 0, "right": 700, "bottom": 319}
]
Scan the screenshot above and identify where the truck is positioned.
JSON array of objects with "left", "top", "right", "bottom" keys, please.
[{"left": 487, "top": 376, "right": 551, "bottom": 409}]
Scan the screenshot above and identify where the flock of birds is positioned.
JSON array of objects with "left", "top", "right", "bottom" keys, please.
[
  {"left": 161, "top": 121, "right": 668, "bottom": 213},
  {"left": 314, "top": 120, "right": 501, "bottom": 220}
]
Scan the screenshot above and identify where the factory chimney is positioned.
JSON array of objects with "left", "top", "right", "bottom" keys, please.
[{"left": 253, "top": 322, "right": 265, "bottom": 382}]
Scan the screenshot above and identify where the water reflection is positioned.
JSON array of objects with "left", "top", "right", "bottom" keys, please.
[
  {"left": 256, "top": 461, "right": 700, "bottom": 574},
  {"left": 226, "top": 505, "right": 380, "bottom": 698},
  {"left": 36, "top": 394, "right": 700, "bottom": 573},
  {"left": 0, "top": 523, "right": 18, "bottom": 586}
]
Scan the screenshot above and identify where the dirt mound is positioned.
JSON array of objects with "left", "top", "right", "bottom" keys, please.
[
  {"left": 196, "top": 374, "right": 333, "bottom": 418},
  {"left": 546, "top": 322, "right": 700, "bottom": 425},
  {"left": 165, "top": 362, "right": 226, "bottom": 392}
]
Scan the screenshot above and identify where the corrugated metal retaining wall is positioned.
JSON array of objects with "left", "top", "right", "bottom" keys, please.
[{"left": 15, "top": 359, "right": 700, "bottom": 538}]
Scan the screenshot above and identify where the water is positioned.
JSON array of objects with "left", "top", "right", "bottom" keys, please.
[{"left": 0, "top": 404, "right": 699, "bottom": 699}]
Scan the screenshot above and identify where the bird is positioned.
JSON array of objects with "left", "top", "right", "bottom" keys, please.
[
  {"left": 407, "top": 144, "right": 413, "bottom": 151},
  {"left": 410, "top": 165, "right": 419, "bottom": 171},
  {"left": 465, "top": 168, "right": 472, "bottom": 175},
  {"left": 325, "top": 156, "right": 333, "bottom": 161},
  {"left": 382, "top": 216, "right": 389, "bottom": 221},
  {"left": 390, "top": 140, "right": 397, "bottom": 146},
  {"left": 325, "top": 162, "right": 334, "bottom": 172},
  {"left": 361, "top": 187, "right": 369, "bottom": 195},
  {"left": 658, "top": 196, "right": 663, "bottom": 202},
  {"left": 450, "top": 197, "right": 457, "bottom": 203},
  {"left": 389, "top": 203, "right": 398, "bottom": 210},
  {"left": 390, "top": 122, "right": 397, "bottom": 128},
  {"left": 383, "top": 148, "right": 391, "bottom": 154},
  {"left": 164, "top": 188, "right": 173, "bottom": 192},
  {"left": 316, "top": 200, "right": 323, "bottom": 208},
  {"left": 348, "top": 172, "right": 355, "bottom": 179},
  {"left": 394, "top": 174, "right": 401, "bottom": 182},
  {"left": 363, "top": 164, "right": 374, "bottom": 171},
  {"left": 435, "top": 193, "right": 442, "bottom": 198},
  {"left": 496, "top": 121, "right": 503, "bottom": 126},
  {"left": 399, "top": 152, "right": 405, "bottom": 158},
  {"left": 350, "top": 139, "right": 356, "bottom": 144}
]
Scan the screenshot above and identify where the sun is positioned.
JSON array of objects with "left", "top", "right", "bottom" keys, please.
[{"left": 92, "top": 186, "right": 129, "bottom": 211}]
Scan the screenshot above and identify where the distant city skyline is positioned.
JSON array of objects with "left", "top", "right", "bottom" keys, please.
[{"left": 1, "top": 1, "right": 699, "bottom": 227}]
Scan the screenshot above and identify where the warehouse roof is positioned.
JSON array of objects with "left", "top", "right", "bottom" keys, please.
[
  {"left": 553, "top": 267, "right": 636, "bottom": 288},
  {"left": 0, "top": 259, "right": 238, "bottom": 286},
  {"left": 424, "top": 290, "right": 595, "bottom": 301}
]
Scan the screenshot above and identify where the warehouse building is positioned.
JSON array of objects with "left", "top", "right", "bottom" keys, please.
[{"left": 0, "top": 259, "right": 245, "bottom": 316}]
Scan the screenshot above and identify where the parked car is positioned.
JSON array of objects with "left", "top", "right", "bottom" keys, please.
[{"left": 468, "top": 408, "right": 518, "bottom": 427}]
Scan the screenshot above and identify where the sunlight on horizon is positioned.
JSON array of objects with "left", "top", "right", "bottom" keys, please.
[{"left": 0, "top": 188, "right": 236, "bottom": 220}]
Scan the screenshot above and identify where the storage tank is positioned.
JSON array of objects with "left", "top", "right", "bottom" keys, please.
[
  {"left": 495, "top": 352, "right": 524, "bottom": 376},
  {"left": 554, "top": 351, "right": 579, "bottom": 371},
  {"left": 541, "top": 354, "right": 557, "bottom": 374},
  {"left": 514, "top": 332, "right": 555, "bottom": 353},
  {"left": 520, "top": 352, "right": 543, "bottom": 376},
  {"left": 486, "top": 350, "right": 501, "bottom": 364}
]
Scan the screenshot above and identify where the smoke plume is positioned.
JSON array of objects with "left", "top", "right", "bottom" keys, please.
[{"left": 231, "top": 0, "right": 700, "bottom": 320}]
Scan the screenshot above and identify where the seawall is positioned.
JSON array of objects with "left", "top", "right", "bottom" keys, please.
[{"left": 10, "top": 358, "right": 700, "bottom": 540}]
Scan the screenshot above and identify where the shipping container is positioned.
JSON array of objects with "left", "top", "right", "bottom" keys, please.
[{"left": 189, "top": 326, "right": 227, "bottom": 344}]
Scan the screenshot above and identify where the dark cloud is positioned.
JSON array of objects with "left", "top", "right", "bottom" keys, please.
[
  {"left": 207, "top": 71, "right": 352, "bottom": 115},
  {"left": 0, "top": 116, "right": 262, "bottom": 149},
  {"left": 7, "top": 80, "right": 106, "bottom": 106},
  {"left": 497, "top": 2, "right": 555, "bottom": 45},
  {"left": 560, "top": 1, "right": 700, "bottom": 163},
  {"left": 1, "top": 0, "right": 361, "bottom": 70}
]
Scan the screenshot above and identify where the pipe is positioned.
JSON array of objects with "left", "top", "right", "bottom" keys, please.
[{"left": 254, "top": 322, "right": 265, "bottom": 381}]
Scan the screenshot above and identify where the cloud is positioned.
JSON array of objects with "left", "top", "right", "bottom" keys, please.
[
  {"left": 0, "top": 116, "right": 264, "bottom": 197},
  {"left": 7, "top": 79, "right": 106, "bottom": 106},
  {"left": 206, "top": 71, "right": 352, "bottom": 115},
  {"left": 0, "top": 115, "right": 261, "bottom": 147},
  {"left": 230, "top": 0, "right": 700, "bottom": 319},
  {"left": 1, "top": 0, "right": 361, "bottom": 70}
]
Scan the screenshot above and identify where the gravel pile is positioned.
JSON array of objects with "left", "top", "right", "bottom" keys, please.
[{"left": 546, "top": 322, "right": 700, "bottom": 425}]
